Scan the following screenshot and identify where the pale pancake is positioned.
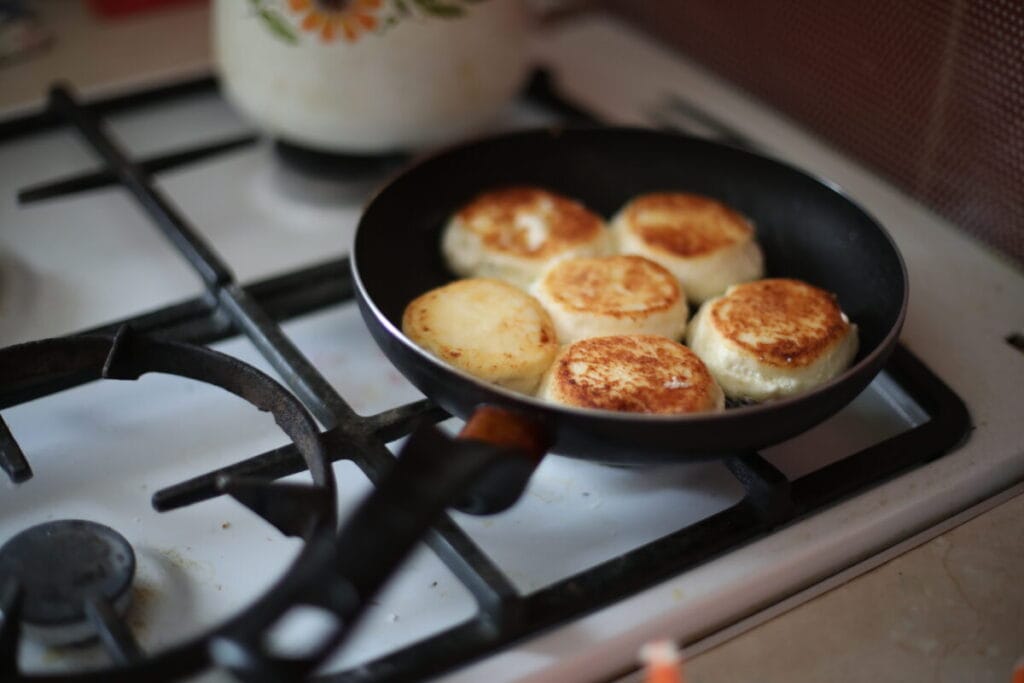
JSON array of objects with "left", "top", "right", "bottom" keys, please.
[{"left": 402, "top": 278, "right": 558, "bottom": 394}]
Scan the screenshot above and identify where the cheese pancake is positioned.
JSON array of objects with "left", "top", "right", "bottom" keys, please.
[
  {"left": 612, "top": 192, "right": 764, "bottom": 303},
  {"left": 442, "top": 186, "right": 611, "bottom": 288},
  {"left": 686, "top": 278, "right": 858, "bottom": 401},
  {"left": 538, "top": 335, "right": 724, "bottom": 414},
  {"left": 402, "top": 278, "right": 558, "bottom": 394},
  {"left": 532, "top": 255, "right": 688, "bottom": 343}
]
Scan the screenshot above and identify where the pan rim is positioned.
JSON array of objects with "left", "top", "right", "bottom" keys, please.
[{"left": 352, "top": 126, "right": 909, "bottom": 424}]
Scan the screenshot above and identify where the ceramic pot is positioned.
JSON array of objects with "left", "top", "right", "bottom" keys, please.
[{"left": 214, "top": 0, "right": 530, "bottom": 153}]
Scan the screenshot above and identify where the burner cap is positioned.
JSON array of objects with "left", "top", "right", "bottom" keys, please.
[{"left": 0, "top": 519, "right": 135, "bottom": 645}]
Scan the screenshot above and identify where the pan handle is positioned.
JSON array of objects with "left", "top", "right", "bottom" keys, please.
[
  {"left": 451, "top": 405, "right": 552, "bottom": 515},
  {"left": 212, "top": 407, "right": 552, "bottom": 681},
  {"left": 458, "top": 405, "right": 549, "bottom": 462}
]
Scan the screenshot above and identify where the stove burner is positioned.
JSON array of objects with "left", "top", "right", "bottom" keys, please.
[
  {"left": 0, "top": 328, "right": 343, "bottom": 678},
  {"left": 264, "top": 141, "right": 410, "bottom": 210},
  {"left": 0, "top": 519, "right": 135, "bottom": 646},
  {"left": 273, "top": 140, "right": 408, "bottom": 181}
]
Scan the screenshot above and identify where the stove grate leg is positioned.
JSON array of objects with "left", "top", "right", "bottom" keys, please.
[
  {"left": 84, "top": 594, "right": 144, "bottom": 666},
  {"left": 0, "top": 416, "right": 31, "bottom": 484},
  {"left": 0, "top": 578, "right": 22, "bottom": 677},
  {"left": 725, "top": 452, "right": 796, "bottom": 528}
]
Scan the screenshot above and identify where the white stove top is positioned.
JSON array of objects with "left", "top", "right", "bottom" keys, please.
[{"left": 1, "top": 13, "right": 1023, "bottom": 683}]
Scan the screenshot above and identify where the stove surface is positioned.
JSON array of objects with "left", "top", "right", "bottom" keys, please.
[{"left": 1, "top": 13, "right": 1022, "bottom": 683}]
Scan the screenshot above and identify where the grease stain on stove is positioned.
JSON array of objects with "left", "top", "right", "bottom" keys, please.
[
  {"left": 160, "top": 548, "right": 184, "bottom": 568},
  {"left": 428, "top": 579, "right": 451, "bottom": 600},
  {"left": 386, "top": 370, "right": 409, "bottom": 387},
  {"left": 126, "top": 581, "right": 158, "bottom": 636},
  {"left": 529, "top": 488, "right": 563, "bottom": 504},
  {"left": 36, "top": 642, "right": 110, "bottom": 668},
  {"left": 352, "top": 384, "right": 384, "bottom": 409},
  {"left": 159, "top": 547, "right": 210, "bottom": 579}
]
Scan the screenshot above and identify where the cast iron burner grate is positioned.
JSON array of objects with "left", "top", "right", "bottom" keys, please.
[
  {"left": 0, "top": 76, "right": 970, "bottom": 682},
  {"left": 0, "top": 329, "right": 345, "bottom": 681}
]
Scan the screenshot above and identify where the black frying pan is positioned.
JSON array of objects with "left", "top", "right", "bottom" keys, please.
[{"left": 352, "top": 127, "right": 907, "bottom": 464}]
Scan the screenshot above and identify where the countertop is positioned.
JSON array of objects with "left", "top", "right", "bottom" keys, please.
[
  {"left": 0, "top": 0, "right": 210, "bottom": 115},
  {"left": 2, "top": 3, "right": 1021, "bottom": 682},
  {"left": 680, "top": 490, "right": 1024, "bottom": 683}
]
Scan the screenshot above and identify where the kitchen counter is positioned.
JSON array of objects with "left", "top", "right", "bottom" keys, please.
[
  {"left": 679, "top": 489, "right": 1024, "bottom": 683},
  {"left": 0, "top": 0, "right": 210, "bottom": 115},
  {"left": 2, "top": 3, "right": 1022, "bottom": 682}
]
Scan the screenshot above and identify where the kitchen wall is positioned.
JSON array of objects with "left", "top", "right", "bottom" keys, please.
[{"left": 602, "top": 0, "right": 1024, "bottom": 265}]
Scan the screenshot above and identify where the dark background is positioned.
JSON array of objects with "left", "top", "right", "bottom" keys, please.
[{"left": 601, "top": 0, "right": 1024, "bottom": 266}]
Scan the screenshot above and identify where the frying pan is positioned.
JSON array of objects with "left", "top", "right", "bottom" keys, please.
[{"left": 352, "top": 127, "right": 907, "bottom": 464}]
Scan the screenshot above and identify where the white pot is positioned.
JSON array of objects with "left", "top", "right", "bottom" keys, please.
[{"left": 214, "top": 0, "right": 531, "bottom": 153}]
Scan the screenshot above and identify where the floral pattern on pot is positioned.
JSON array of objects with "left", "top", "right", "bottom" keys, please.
[{"left": 248, "top": 0, "right": 490, "bottom": 44}]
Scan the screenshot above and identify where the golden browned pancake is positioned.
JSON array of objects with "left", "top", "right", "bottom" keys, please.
[
  {"left": 612, "top": 192, "right": 764, "bottom": 302},
  {"left": 442, "top": 186, "right": 611, "bottom": 288},
  {"left": 402, "top": 278, "right": 558, "bottom": 394},
  {"left": 538, "top": 335, "right": 724, "bottom": 414},
  {"left": 686, "top": 278, "right": 859, "bottom": 401},
  {"left": 531, "top": 255, "right": 688, "bottom": 343}
]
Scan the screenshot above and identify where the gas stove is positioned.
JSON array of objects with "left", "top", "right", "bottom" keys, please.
[{"left": 1, "top": 14, "right": 1022, "bottom": 683}]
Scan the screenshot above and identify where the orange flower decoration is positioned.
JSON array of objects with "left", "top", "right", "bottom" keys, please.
[{"left": 288, "top": 0, "right": 382, "bottom": 43}]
